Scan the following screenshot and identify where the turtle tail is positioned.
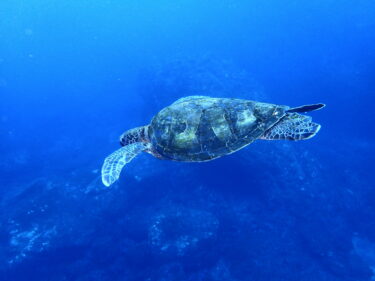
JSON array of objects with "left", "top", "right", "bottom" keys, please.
[{"left": 260, "top": 113, "right": 321, "bottom": 141}]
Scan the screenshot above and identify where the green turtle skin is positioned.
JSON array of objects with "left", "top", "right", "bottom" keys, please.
[{"left": 148, "top": 97, "right": 289, "bottom": 162}]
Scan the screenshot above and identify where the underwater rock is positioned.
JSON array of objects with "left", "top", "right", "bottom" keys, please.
[
  {"left": 352, "top": 235, "right": 375, "bottom": 278},
  {"left": 8, "top": 224, "right": 57, "bottom": 265},
  {"left": 148, "top": 207, "right": 219, "bottom": 257},
  {"left": 1, "top": 119, "right": 374, "bottom": 281}
]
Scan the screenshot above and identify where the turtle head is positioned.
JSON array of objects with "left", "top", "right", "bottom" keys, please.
[{"left": 120, "top": 125, "right": 150, "bottom": 146}]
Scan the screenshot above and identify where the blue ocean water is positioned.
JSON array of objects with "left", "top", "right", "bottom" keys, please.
[{"left": 1, "top": 0, "right": 375, "bottom": 280}]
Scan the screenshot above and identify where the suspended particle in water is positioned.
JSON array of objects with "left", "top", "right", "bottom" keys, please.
[{"left": 24, "top": 28, "right": 33, "bottom": 36}]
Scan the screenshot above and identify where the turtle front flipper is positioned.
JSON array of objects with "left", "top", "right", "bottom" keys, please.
[
  {"left": 260, "top": 113, "right": 321, "bottom": 141},
  {"left": 101, "top": 142, "right": 148, "bottom": 187}
]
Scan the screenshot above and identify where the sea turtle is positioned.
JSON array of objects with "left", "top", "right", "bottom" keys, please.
[{"left": 102, "top": 96, "right": 325, "bottom": 186}]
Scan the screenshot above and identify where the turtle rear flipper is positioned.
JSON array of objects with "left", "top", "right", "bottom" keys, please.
[
  {"left": 260, "top": 113, "right": 321, "bottom": 141},
  {"left": 101, "top": 142, "right": 148, "bottom": 187},
  {"left": 287, "top": 103, "right": 325, "bottom": 113}
]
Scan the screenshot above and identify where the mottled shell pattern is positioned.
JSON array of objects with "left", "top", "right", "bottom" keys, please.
[{"left": 147, "top": 96, "right": 289, "bottom": 162}]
